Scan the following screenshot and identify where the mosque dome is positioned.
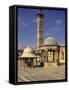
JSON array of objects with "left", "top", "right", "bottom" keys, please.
[
  {"left": 23, "top": 46, "right": 33, "bottom": 54},
  {"left": 21, "top": 46, "right": 36, "bottom": 58},
  {"left": 44, "top": 37, "right": 58, "bottom": 45}
]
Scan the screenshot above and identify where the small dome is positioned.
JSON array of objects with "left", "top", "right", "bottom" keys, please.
[
  {"left": 44, "top": 37, "right": 58, "bottom": 45},
  {"left": 21, "top": 46, "right": 36, "bottom": 58},
  {"left": 23, "top": 46, "right": 33, "bottom": 54}
]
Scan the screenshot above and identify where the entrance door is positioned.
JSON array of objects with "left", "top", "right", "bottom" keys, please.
[
  {"left": 48, "top": 51, "right": 53, "bottom": 62},
  {"left": 25, "top": 58, "right": 33, "bottom": 67}
]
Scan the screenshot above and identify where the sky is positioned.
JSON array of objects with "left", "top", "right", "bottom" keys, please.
[{"left": 18, "top": 8, "right": 65, "bottom": 49}]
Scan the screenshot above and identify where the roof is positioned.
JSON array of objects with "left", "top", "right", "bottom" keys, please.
[
  {"left": 20, "top": 46, "right": 37, "bottom": 58},
  {"left": 44, "top": 37, "right": 58, "bottom": 45}
]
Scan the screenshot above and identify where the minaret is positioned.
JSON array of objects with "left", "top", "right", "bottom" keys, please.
[{"left": 37, "top": 9, "right": 44, "bottom": 48}]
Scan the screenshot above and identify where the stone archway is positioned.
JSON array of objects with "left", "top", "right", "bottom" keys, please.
[
  {"left": 60, "top": 50, "right": 64, "bottom": 60},
  {"left": 47, "top": 49, "right": 54, "bottom": 63}
]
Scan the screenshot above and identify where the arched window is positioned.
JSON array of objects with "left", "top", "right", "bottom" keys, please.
[{"left": 61, "top": 50, "right": 64, "bottom": 60}]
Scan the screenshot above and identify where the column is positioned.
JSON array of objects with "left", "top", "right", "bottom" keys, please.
[
  {"left": 53, "top": 50, "right": 55, "bottom": 62},
  {"left": 57, "top": 50, "right": 60, "bottom": 65}
]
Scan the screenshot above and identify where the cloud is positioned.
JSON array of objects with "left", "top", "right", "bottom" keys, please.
[
  {"left": 56, "top": 19, "right": 61, "bottom": 25},
  {"left": 33, "top": 19, "right": 36, "bottom": 23},
  {"left": 44, "top": 20, "right": 62, "bottom": 38},
  {"left": 48, "top": 19, "right": 62, "bottom": 33},
  {"left": 18, "top": 16, "right": 28, "bottom": 27},
  {"left": 45, "top": 25, "right": 61, "bottom": 37},
  {"left": 21, "top": 22, "right": 28, "bottom": 26},
  {"left": 49, "top": 26, "right": 61, "bottom": 32},
  {"left": 45, "top": 32, "right": 51, "bottom": 36}
]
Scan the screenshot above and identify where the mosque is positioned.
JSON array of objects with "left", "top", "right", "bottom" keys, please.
[{"left": 18, "top": 9, "right": 65, "bottom": 68}]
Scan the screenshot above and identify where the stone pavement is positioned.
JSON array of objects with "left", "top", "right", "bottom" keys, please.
[{"left": 18, "top": 61, "right": 65, "bottom": 82}]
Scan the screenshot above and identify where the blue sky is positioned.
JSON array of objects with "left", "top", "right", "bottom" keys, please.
[{"left": 18, "top": 8, "right": 65, "bottom": 49}]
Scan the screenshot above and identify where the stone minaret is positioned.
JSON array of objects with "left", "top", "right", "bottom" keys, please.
[{"left": 37, "top": 9, "right": 44, "bottom": 48}]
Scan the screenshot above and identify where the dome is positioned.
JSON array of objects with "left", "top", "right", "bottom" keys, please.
[
  {"left": 21, "top": 46, "right": 36, "bottom": 58},
  {"left": 23, "top": 46, "right": 33, "bottom": 54},
  {"left": 44, "top": 37, "right": 58, "bottom": 45}
]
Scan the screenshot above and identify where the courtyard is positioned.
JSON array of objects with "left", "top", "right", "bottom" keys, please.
[{"left": 18, "top": 61, "right": 65, "bottom": 82}]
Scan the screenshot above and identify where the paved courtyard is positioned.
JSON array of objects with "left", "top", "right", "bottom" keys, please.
[{"left": 18, "top": 61, "right": 65, "bottom": 82}]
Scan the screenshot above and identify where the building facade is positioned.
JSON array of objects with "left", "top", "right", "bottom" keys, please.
[{"left": 18, "top": 9, "right": 65, "bottom": 68}]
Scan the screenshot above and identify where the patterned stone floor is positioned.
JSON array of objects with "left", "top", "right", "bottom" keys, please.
[{"left": 18, "top": 61, "right": 65, "bottom": 82}]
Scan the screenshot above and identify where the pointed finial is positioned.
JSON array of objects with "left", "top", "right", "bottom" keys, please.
[{"left": 38, "top": 9, "right": 42, "bottom": 14}]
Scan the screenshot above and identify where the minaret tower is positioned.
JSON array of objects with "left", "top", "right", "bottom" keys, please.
[{"left": 37, "top": 9, "right": 44, "bottom": 49}]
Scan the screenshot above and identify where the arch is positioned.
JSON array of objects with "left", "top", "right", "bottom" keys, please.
[{"left": 60, "top": 50, "right": 64, "bottom": 60}]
